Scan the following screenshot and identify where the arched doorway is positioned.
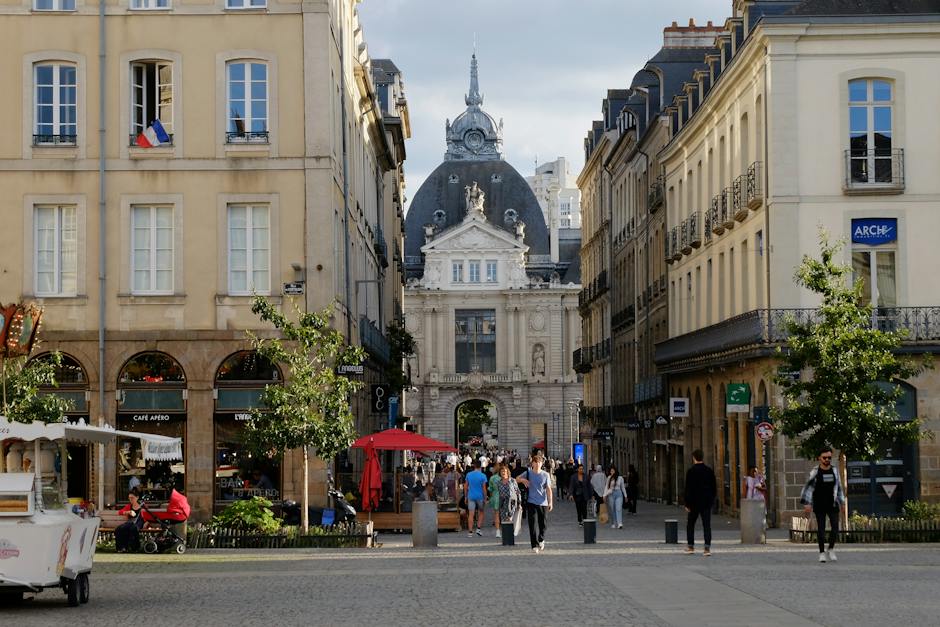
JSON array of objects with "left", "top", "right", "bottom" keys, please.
[
  {"left": 116, "top": 351, "right": 186, "bottom": 503},
  {"left": 213, "top": 350, "right": 282, "bottom": 512},
  {"left": 454, "top": 399, "right": 497, "bottom": 451},
  {"left": 846, "top": 381, "right": 919, "bottom": 516},
  {"left": 32, "top": 353, "right": 90, "bottom": 499}
]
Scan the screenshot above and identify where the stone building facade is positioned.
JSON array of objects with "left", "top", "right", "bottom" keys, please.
[
  {"left": 404, "top": 56, "right": 582, "bottom": 456},
  {"left": 0, "top": 0, "right": 408, "bottom": 520}
]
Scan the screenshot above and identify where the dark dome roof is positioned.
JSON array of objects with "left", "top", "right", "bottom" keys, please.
[{"left": 405, "top": 160, "right": 550, "bottom": 261}]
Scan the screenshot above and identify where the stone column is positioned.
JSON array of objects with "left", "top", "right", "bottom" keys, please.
[
  {"left": 506, "top": 306, "right": 516, "bottom": 369},
  {"left": 518, "top": 308, "right": 527, "bottom": 377},
  {"left": 423, "top": 306, "right": 434, "bottom": 370}
]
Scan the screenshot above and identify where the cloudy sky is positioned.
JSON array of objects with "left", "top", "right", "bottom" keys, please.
[{"left": 359, "top": 0, "right": 728, "bottom": 210}]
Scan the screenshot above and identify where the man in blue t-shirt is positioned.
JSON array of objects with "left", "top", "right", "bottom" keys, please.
[
  {"left": 517, "top": 454, "right": 554, "bottom": 552},
  {"left": 465, "top": 461, "right": 488, "bottom": 537}
]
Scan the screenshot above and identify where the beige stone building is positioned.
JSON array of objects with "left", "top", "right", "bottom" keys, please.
[
  {"left": 655, "top": 0, "right": 940, "bottom": 521},
  {"left": 403, "top": 56, "right": 582, "bottom": 456},
  {"left": 0, "top": 0, "right": 409, "bottom": 520}
]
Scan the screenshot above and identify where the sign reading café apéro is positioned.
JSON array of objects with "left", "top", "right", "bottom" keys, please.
[{"left": 131, "top": 414, "right": 172, "bottom": 422}]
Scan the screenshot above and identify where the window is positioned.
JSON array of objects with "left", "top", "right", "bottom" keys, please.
[
  {"left": 849, "top": 79, "right": 894, "bottom": 184},
  {"left": 852, "top": 249, "right": 896, "bottom": 308},
  {"left": 131, "top": 205, "right": 174, "bottom": 294},
  {"left": 227, "top": 62, "right": 268, "bottom": 143},
  {"left": 226, "top": 0, "right": 266, "bottom": 7},
  {"left": 455, "top": 310, "right": 496, "bottom": 373},
  {"left": 486, "top": 260, "right": 497, "bottom": 283},
  {"left": 228, "top": 204, "right": 270, "bottom": 295},
  {"left": 34, "top": 64, "right": 76, "bottom": 145},
  {"left": 131, "top": 61, "right": 173, "bottom": 143},
  {"left": 34, "top": 205, "right": 77, "bottom": 296},
  {"left": 130, "top": 0, "right": 169, "bottom": 8},
  {"left": 452, "top": 261, "right": 463, "bottom": 283},
  {"left": 34, "top": 0, "right": 75, "bottom": 10},
  {"left": 468, "top": 260, "right": 481, "bottom": 283}
]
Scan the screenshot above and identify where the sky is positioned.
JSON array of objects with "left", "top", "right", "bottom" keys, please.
[{"left": 358, "top": 0, "right": 729, "bottom": 211}]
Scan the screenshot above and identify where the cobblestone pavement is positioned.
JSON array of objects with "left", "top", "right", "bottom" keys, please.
[{"left": 5, "top": 500, "right": 940, "bottom": 626}]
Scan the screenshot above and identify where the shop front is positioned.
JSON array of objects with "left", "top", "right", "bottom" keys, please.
[
  {"left": 213, "top": 351, "right": 282, "bottom": 512},
  {"left": 116, "top": 352, "right": 187, "bottom": 503}
]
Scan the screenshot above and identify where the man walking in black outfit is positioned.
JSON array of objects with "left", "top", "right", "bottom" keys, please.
[
  {"left": 800, "top": 446, "right": 846, "bottom": 563},
  {"left": 684, "top": 449, "right": 717, "bottom": 556}
]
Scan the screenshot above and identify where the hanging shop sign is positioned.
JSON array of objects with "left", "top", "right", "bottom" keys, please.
[
  {"left": 655, "top": 415, "right": 669, "bottom": 425},
  {"left": 851, "top": 218, "right": 897, "bottom": 246},
  {"left": 642, "top": 418, "right": 653, "bottom": 430},
  {"left": 726, "top": 383, "right": 751, "bottom": 413},
  {"left": 626, "top": 419, "right": 641, "bottom": 431},
  {"left": 669, "top": 397, "right": 689, "bottom": 418},
  {"left": 594, "top": 428, "right": 614, "bottom": 440}
]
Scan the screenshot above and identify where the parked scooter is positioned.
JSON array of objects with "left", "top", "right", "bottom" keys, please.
[{"left": 280, "top": 489, "right": 356, "bottom": 526}]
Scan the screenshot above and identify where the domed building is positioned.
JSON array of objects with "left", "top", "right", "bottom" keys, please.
[{"left": 403, "top": 55, "right": 583, "bottom": 457}]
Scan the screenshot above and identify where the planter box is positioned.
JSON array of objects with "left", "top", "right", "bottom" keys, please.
[
  {"left": 790, "top": 515, "right": 940, "bottom": 543},
  {"left": 187, "top": 523, "right": 374, "bottom": 549}
]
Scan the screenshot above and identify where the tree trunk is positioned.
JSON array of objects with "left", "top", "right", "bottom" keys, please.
[
  {"left": 302, "top": 446, "right": 309, "bottom": 533},
  {"left": 839, "top": 451, "right": 849, "bottom": 529}
]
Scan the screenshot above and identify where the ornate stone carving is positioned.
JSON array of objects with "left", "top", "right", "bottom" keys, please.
[
  {"left": 529, "top": 311, "right": 545, "bottom": 332},
  {"left": 531, "top": 396, "right": 546, "bottom": 411},
  {"left": 464, "top": 181, "right": 486, "bottom": 218},
  {"left": 531, "top": 343, "right": 546, "bottom": 377}
]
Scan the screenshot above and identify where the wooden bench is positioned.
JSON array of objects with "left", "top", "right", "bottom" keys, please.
[{"left": 96, "top": 508, "right": 173, "bottom": 544}]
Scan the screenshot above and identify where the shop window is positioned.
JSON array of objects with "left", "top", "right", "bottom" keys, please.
[
  {"left": 116, "top": 351, "right": 186, "bottom": 502},
  {"left": 214, "top": 351, "right": 282, "bottom": 509}
]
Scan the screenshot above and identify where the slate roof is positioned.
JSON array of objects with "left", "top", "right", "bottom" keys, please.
[
  {"left": 371, "top": 59, "right": 401, "bottom": 73},
  {"left": 787, "top": 0, "right": 940, "bottom": 14}
]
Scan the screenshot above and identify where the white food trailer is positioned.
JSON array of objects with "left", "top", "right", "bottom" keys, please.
[{"left": 0, "top": 416, "right": 182, "bottom": 606}]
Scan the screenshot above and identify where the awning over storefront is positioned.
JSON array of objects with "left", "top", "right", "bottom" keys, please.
[{"left": 0, "top": 417, "right": 182, "bottom": 461}]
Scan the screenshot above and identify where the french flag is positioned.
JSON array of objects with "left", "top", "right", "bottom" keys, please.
[{"left": 135, "top": 119, "right": 170, "bottom": 148}]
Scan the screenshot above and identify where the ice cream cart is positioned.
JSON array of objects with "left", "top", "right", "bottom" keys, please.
[{"left": 0, "top": 416, "right": 182, "bottom": 606}]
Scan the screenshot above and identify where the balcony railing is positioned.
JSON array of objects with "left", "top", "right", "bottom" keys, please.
[
  {"left": 648, "top": 175, "right": 664, "bottom": 212},
  {"left": 709, "top": 195, "right": 724, "bottom": 235},
  {"left": 359, "top": 315, "right": 390, "bottom": 364},
  {"left": 732, "top": 176, "right": 748, "bottom": 221},
  {"left": 746, "top": 161, "right": 763, "bottom": 209},
  {"left": 436, "top": 372, "right": 514, "bottom": 386},
  {"left": 226, "top": 131, "right": 270, "bottom": 144},
  {"left": 703, "top": 207, "right": 713, "bottom": 243},
  {"left": 670, "top": 226, "right": 681, "bottom": 261},
  {"left": 33, "top": 134, "right": 77, "bottom": 146},
  {"left": 680, "top": 220, "right": 691, "bottom": 255},
  {"left": 374, "top": 225, "right": 389, "bottom": 268},
  {"left": 720, "top": 188, "right": 735, "bottom": 229},
  {"left": 655, "top": 306, "right": 940, "bottom": 367},
  {"left": 844, "top": 149, "right": 904, "bottom": 192},
  {"left": 664, "top": 232, "right": 674, "bottom": 263},
  {"left": 634, "top": 375, "right": 665, "bottom": 403}
]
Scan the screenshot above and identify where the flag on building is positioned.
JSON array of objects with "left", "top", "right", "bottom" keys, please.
[{"left": 135, "top": 120, "right": 170, "bottom": 148}]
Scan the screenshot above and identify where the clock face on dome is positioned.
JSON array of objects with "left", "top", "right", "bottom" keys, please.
[{"left": 464, "top": 130, "right": 485, "bottom": 151}]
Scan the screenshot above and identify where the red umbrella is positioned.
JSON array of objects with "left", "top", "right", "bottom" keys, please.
[
  {"left": 351, "top": 428, "right": 456, "bottom": 452},
  {"left": 358, "top": 442, "right": 382, "bottom": 513}
]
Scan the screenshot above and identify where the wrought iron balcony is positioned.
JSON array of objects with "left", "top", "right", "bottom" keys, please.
[
  {"left": 680, "top": 219, "right": 692, "bottom": 255},
  {"left": 226, "top": 131, "right": 270, "bottom": 144},
  {"left": 844, "top": 149, "right": 904, "bottom": 193},
  {"left": 664, "top": 233, "right": 674, "bottom": 263},
  {"left": 746, "top": 161, "right": 763, "bottom": 209},
  {"left": 648, "top": 175, "right": 664, "bottom": 212},
  {"left": 33, "top": 134, "right": 77, "bottom": 146},
  {"left": 374, "top": 225, "right": 389, "bottom": 268},
  {"left": 655, "top": 307, "right": 940, "bottom": 369},
  {"left": 359, "top": 315, "right": 390, "bottom": 364},
  {"left": 703, "top": 208, "right": 713, "bottom": 244},
  {"left": 670, "top": 226, "right": 682, "bottom": 261},
  {"left": 732, "top": 176, "right": 748, "bottom": 221},
  {"left": 689, "top": 211, "right": 702, "bottom": 249},
  {"left": 720, "top": 188, "right": 735, "bottom": 229},
  {"left": 709, "top": 195, "right": 724, "bottom": 235}
]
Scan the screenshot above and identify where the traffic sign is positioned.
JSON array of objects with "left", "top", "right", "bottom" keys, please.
[{"left": 755, "top": 421, "right": 774, "bottom": 441}]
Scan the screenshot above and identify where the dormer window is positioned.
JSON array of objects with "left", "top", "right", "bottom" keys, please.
[
  {"left": 503, "top": 208, "right": 518, "bottom": 226},
  {"left": 433, "top": 209, "right": 446, "bottom": 225}
]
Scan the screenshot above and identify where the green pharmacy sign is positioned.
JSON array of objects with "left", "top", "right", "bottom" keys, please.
[{"left": 726, "top": 383, "right": 750, "bottom": 413}]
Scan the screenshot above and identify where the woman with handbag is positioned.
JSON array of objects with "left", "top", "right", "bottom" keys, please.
[
  {"left": 496, "top": 463, "right": 522, "bottom": 540},
  {"left": 603, "top": 465, "right": 627, "bottom": 529}
]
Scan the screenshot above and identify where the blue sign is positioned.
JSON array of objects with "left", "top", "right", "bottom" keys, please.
[
  {"left": 851, "top": 218, "right": 897, "bottom": 246},
  {"left": 387, "top": 396, "right": 399, "bottom": 429},
  {"left": 572, "top": 443, "right": 585, "bottom": 465}
]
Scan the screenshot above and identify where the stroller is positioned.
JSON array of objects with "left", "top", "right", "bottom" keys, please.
[{"left": 139, "top": 489, "right": 191, "bottom": 555}]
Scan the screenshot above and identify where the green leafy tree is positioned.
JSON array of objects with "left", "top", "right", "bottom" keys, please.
[
  {"left": 2, "top": 352, "right": 71, "bottom": 424},
  {"left": 457, "top": 399, "right": 493, "bottom": 441},
  {"left": 385, "top": 319, "right": 416, "bottom": 394},
  {"left": 242, "top": 297, "right": 365, "bottom": 531},
  {"left": 773, "top": 231, "right": 931, "bottom": 517}
]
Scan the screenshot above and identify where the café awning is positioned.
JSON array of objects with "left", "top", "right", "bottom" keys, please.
[{"left": 351, "top": 428, "right": 456, "bottom": 452}]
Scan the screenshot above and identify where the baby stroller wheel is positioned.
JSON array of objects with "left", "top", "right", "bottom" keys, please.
[
  {"left": 142, "top": 539, "right": 159, "bottom": 554},
  {"left": 174, "top": 542, "right": 187, "bottom": 555}
]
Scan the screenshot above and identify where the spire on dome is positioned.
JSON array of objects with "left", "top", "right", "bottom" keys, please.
[{"left": 465, "top": 54, "right": 483, "bottom": 107}]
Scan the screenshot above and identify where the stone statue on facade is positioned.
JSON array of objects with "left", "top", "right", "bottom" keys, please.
[
  {"left": 532, "top": 343, "right": 546, "bottom": 377},
  {"left": 464, "top": 182, "right": 485, "bottom": 217}
]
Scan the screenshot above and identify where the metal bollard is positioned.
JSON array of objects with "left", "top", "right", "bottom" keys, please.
[
  {"left": 664, "top": 518, "right": 679, "bottom": 544},
  {"left": 501, "top": 521, "right": 515, "bottom": 546},
  {"left": 583, "top": 518, "right": 597, "bottom": 544}
]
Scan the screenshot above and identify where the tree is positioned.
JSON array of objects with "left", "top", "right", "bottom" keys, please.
[
  {"left": 773, "top": 231, "right": 931, "bottom": 517},
  {"left": 2, "top": 351, "right": 71, "bottom": 424},
  {"left": 242, "top": 297, "right": 365, "bottom": 531},
  {"left": 385, "top": 319, "right": 416, "bottom": 395},
  {"left": 457, "top": 399, "right": 493, "bottom": 441}
]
